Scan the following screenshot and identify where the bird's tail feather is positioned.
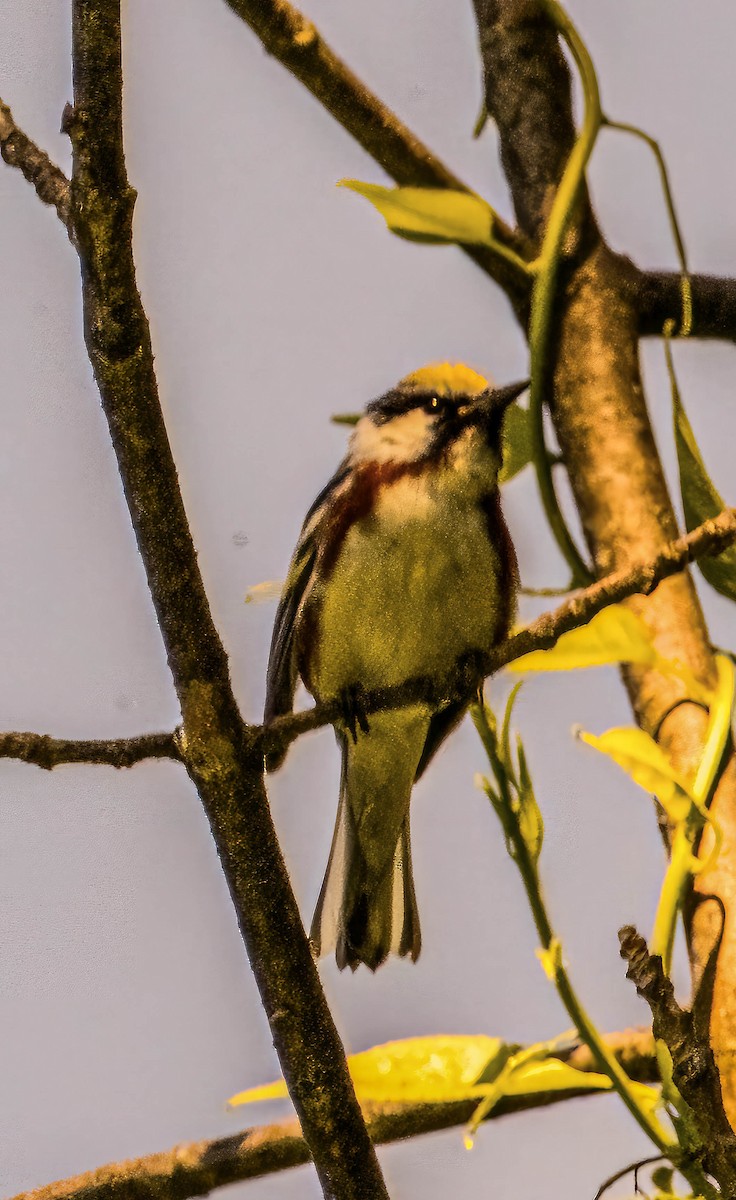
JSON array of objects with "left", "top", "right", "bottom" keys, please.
[{"left": 310, "top": 723, "right": 423, "bottom": 971}]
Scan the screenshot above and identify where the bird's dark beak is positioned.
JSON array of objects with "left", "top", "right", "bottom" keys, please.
[
  {"left": 487, "top": 379, "right": 530, "bottom": 412},
  {"left": 463, "top": 379, "right": 529, "bottom": 435}
]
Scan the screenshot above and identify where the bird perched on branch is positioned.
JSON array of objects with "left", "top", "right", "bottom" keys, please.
[{"left": 265, "top": 363, "right": 525, "bottom": 971}]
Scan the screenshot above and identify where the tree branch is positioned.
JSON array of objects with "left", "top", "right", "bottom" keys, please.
[
  {"left": 0, "top": 730, "right": 180, "bottom": 770},
  {"left": 620, "top": 927, "right": 736, "bottom": 1194},
  {"left": 8, "top": 1029, "right": 656, "bottom": 1200},
  {"left": 260, "top": 509, "right": 736, "bottom": 759},
  {"left": 219, "top": 0, "right": 531, "bottom": 308},
  {"left": 635, "top": 270, "right": 736, "bottom": 343},
  {"left": 67, "top": 5, "right": 388, "bottom": 1197},
  {"left": 472, "top": 0, "right": 736, "bottom": 1131},
  {"left": 0, "top": 97, "right": 71, "bottom": 227}
]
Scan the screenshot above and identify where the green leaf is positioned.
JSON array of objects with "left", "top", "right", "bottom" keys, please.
[
  {"left": 229, "top": 1035, "right": 507, "bottom": 1108},
  {"left": 509, "top": 605, "right": 659, "bottom": 673},
  {"left": 650, "top": 1166, "right": 675, "bottom": 1194},
  {"left": 691, "top": 654, "right": 734, "bottom": 808},
  {"left": 331, "top": 412, "right": 360, "bottom": 426},
  {"left": 499, "top": 402, "right": 534, "bottom": 484},
  {"left": 338, "top": 180, "right": 496, "bottom": 247},
  {"left": 578, "top": 726, "right": 692, "bottom": 822},
  {"left": 516, "top": 739, "right": 544, "bottom": 863},
  {"left": 672, "top": 374, "right": 736, "bottom": 601}
]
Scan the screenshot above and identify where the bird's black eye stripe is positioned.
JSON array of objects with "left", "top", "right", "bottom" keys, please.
[{"left": 367, "top": 388, "right": 456, "bottom": 424}]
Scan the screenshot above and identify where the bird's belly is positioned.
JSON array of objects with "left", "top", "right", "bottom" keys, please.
[{"left": 308, "top": 485, "right": 504, "bottom": 699}]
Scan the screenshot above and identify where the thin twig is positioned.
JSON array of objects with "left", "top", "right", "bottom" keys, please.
[
  {"left": 7, "top": 1030, "right": 656, "bottom": 1200},
  {"left": 0, "top": 97, "right": 71, "bottom": 227},
  {"left": 220, "top": 0, "right": 530, "bottom": 305},
  {"left": 0, "top": 730, "right": 180, "bottom": 770},
  {"left": 592, "top": 1155, "right": 665, "bottom": 1200},
  {"left": 67, "top": 5, "right": 388, "bottom": 1197},
  {"left": 260, "top": 508, "right": 736, "bottom": 758}
]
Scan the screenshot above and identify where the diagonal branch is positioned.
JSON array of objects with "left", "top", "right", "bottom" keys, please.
[
  {"left": 67, "top": 5, "right": 388, "bottom": 1198},
  {"left": 219, "top": 0, "right": 531, "bottom": 307},
  {"left": 0, "top": 97, "right": 71, "bottom": 227},
  {"left": 0, "top": 730, "right": 180, "bottom": 770},
  {"left": 260, "top": 508, "right": 736, "bottom": 758},
  {"left": 8, "top": 1029, "right": 656, "bottom": 1200}
]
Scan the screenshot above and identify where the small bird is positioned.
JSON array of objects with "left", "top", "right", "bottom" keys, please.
[{"left": 265, "top": 363, "right": 525, "bottom": 971}]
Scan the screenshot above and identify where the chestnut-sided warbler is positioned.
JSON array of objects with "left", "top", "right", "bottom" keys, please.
[{"left": 265, "top": 363, "right": 526, "bottom": 971}]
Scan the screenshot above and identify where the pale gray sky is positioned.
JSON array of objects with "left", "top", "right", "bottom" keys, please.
[{"left": 2, "top": 3, "right": 736, "bottom": 1198}]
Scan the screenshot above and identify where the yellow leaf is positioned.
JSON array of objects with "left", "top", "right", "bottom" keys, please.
[
  {"left": 228, "top": 1078, "right": 289, "bottom": 1107},
  {"left": 536, "top": 939, "right": 563, "bottom": 982},
  {"left": 502, "top": 1059, "right": 612, "bottom": 1096},
  {"left": 509, "top": 606, "right": 657, "bottom": 673},
  {"left": 578, "top": 727, "right": 691, "bottom": 822},
  {"left": 244, "top": 580, "right": 283, "bottom": 605},
  {"left": 228, "top": 1035, "right": 505, "bottom": 1109},
  {"left": 338, "top": 181, "right": 496, "bottom": 247}
]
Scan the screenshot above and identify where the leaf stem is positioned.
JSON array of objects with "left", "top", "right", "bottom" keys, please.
[
  {"left": 526, "top": 0, "right": 600, "bottom": 586},
  {"left": 472, "top": 699, "right": 674, "bottom": 1153},
  {"left": 603, "top": 119, "right": 692, "bottom": 337},
  {"left": 651, "top": 656, "right": 734, "bottom": 973}
]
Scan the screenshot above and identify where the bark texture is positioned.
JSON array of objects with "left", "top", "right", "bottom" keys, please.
[
  {"left": 67, "top": 4, "right": 389, "bottom": 1197},
  {"left": 472, "top": 0, "right": 736, "bottom": 1130}
]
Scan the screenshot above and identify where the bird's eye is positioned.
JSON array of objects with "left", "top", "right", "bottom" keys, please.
[{"left": 423, "top": 395, "right": 441, "bottom": 414}]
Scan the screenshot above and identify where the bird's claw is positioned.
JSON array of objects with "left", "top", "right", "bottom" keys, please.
[{"left": 339, "top": 684, "right": 370, "bottom": 744}]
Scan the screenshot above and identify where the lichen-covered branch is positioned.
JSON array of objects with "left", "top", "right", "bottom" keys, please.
[
  {"left": 0, "top": 97, "right": 71, "bottom": 227},
  {"left": 220, "top": 0, "right": 530, "bottom": 307},
  {"left": 0, "top": 730, "right": 179, "bottom": 770},
  {"left": 261, "top": 508, "right": 736, "bottom": 758},
  {"left": 7, "top": 1029, "right": 656, "bottom": 1200},
  {"left": 67, "top": 5, "right": 388, "bottom": 1197}
]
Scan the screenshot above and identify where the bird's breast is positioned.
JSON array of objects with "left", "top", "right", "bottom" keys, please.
[{"left": 302, "top": 468, "right": 508, "bottom": 700}]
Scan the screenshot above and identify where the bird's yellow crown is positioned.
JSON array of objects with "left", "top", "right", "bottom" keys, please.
[{"left": 399, "top": 362, "right": 489, "bottom": 397}]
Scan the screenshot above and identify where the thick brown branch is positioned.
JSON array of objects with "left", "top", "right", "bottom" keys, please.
[
  {"left": 471, "top": 0, "right": 736, "bottom": 1134},
  {"left": 220, "top": 0, "right": 530, "bottom": 308},
  {"left": 635, "top": 270, "right": 736, "bottom": 343},
  {"left": 68, "top": 6, "right": 388, "bottom": 1198},
  {"left": 260, "top": 509, "right": 736, "bottom": 758},
  {"left": 8, "top": 1030, "right": 656, "bottom": 1200},
  {"left": 0, "top": 97, "right": 71, "bottom": 227},
  {"left": 0, "top": 730, "right": 179, "bottom": 770},
  {"left": 471, "top": 0, "right": 596, "bottom": 247}
]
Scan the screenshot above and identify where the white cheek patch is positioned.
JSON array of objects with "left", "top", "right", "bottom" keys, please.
[{"left": 351, "top": 409, "right": 433, "bottom": 465}]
